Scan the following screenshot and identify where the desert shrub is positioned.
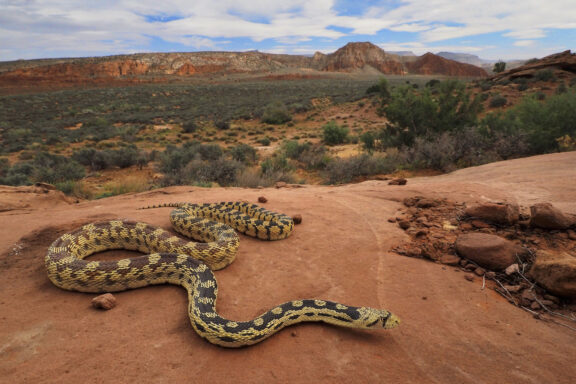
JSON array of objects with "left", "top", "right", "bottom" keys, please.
[
  {"left": 72, "top": 146, "right": 145, "bottom": 170},
  {"left": 0, "top": 158, "right": 10, "bottom": 176},
  {"left": 297, "top": 144, "right": 329, "bottom": 170},
  {"left": 1, "top": 128, "right": 33, "bottom": 153},
  {"left": 260, "top": 154, "right": 293, "bottom": 175},
  {"left": 360, "top": 131, "right": 377, "bottom": 152},
  {"left": 425, "top": 79, "right": 441, "bottom": 88},
  {"left": 30, "top": 152, "right": 85, "bottom": 184},
  {"left": 166, "top": 158, "right": 242, "bottom": 187},
  {"left": 534, "top": 69, "right": 556, "bottom": 82},
  {"left": 229, "top": 143, "right": 257, "bottom": 165},
  {"left": 282, "top": 140, "right": 310, "bottom": 160},
  {"left": 182, "top": 120, "right": 198, "bottom": 133},
  {"left": 0, "top": 162, "right": 35, "bottom": 185},
  {"left": 72, "top": 147, "right": 110, "bottom": 171},
  {"left": 556, "top": 82, "right": 568, "bottom": 94},
  {"left": 258, "top": 137, "right": 271, "bottom": 146},
  {"left": 215, "top": 120, "right": 230, "bottom": 130},
  {"left": 381, "top": 80, "right": 481, "bottom": 147},
  {"left": 479, "top": 81, "right": 492, "bottom": 92},
  {"left": 489, "top": 95, "right": 507, "bottom": 108},
  {"left": 107, "top": 146, "right": 140, "bottom": 168},
  {"left": 158, "top": 142, "right": 224, "bottom": 175},
  {"left": 534, "top": 91, "right": 546, "bottom": 100},
  {"left": 480, "top": 90, "right": 576, "bottom": 154},
  {"left": 322, "top": 121, "right": 349, "bottom": 145},
  {"left": 493, "top": 61, "right": 506, "bottom": 73},
  {"left": 324, "top": 154, "right": 396, "bottom": 184},
  {"left": 261, "top": 102, "right": 292, "bottom": 125},
  {"left": 366, "top": 78, "right": 392, "bottom": 104}
]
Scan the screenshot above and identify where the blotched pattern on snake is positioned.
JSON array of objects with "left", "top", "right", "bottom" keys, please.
[{"left": 45, "top": 201, "right": 400, "bottom": 347}]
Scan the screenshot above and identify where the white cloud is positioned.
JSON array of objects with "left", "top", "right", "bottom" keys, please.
[
  {"left": 514, "top": 40, "right": 535, "bottom": 47},
  {"left": 0, "top": 0, "right": 575, "bottom": 60}
]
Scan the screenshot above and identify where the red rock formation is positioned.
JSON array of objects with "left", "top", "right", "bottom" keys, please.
[
  {"left": 491, "top": 50, "right": 576, "bottom": 81},
  {"left": 0, "top": 42, "right": 489, "bottom": 91},
  {"left": 406, "top": 53, "right": 488, "bottom": 76},
  {"left": 318, "top": 42, "right": 405, "bottom": 74}
]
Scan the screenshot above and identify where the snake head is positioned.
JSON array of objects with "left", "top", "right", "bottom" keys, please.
[{"left": 358, "top": 307, "right": 401, "bottom": 329}]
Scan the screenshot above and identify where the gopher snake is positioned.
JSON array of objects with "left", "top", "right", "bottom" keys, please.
[{"left": 45, "top": 202, "right": 400, "bottom": 347}]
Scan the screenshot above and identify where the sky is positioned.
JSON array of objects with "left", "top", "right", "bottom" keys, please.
[{"left": 1, "top": 0, "right": 575, "bottom": 62}]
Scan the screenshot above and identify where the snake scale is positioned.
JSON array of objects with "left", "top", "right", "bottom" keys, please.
[{"left": 45, "top": 201, "right": 400, "bottom": 347}]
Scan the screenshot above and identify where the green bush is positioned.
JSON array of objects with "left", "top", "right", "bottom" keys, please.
[
  {"left": 380, "top": 80, "right": 481, "bottom": 146},
  {"left": 260, "top": 154, "right": 293, "bottom": 175},
  {"left": 493, "top": 61, "right": 506, "bottom": 73},
  {"left": 296, "top": 144, "right": 329, "bottom": 170},
  {"left": 229, "top": 143, "right": 257, "bottom": 165},
  {"left": 259, "top": 137, "right": 271, "bottom": 146},
  {"left": 489, "top": 95, "right": 507, "bottom": 108},
  {"left": 360, "top": 131, "right": 377, "bottom": 152},
  {"left": 215, "top": 120, "right": 230, "bottom": 130},
  {"left": 534, "top": 69, "right": 556, "bottom": 82},
  {"left": 72, "top": 147, "right": 110, "bottom": 171},
  {"left": 261, "top": 102, "right": 292, "bottom": 125},
  {"left": 366, "top": 78, "right": 391, "bottom": 104},
  {"left": 282, "top": 140, "right": 310, "bottom": 160},
  {"left": 322, "top": 121, "right": 349, "bottom": 145},
  {"left": 324, "top": 154, "right": 396, "bottom": 184},
  {"left": 480, "top": 90, "right": 576, "bottom": 154},
  {"left": 182, "top": 120, "right": 198, "bottom": 133}
]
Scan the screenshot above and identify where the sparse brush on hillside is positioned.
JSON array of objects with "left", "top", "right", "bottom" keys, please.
[{"left": 0, "top": 152, "right": 85, "bottom": 186}]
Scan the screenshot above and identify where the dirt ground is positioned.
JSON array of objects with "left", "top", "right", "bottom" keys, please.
[{"left": 1, "top": 151, "right": 575, "bottom": 384}]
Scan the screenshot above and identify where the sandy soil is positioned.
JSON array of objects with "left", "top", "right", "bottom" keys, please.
[{"left": 1, "top": 151, "right": 575, "bottom": 384}]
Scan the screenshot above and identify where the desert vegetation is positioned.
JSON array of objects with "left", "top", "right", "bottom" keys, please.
[{"left": 1, "top": 74, "right": 575, "bottom": 196}]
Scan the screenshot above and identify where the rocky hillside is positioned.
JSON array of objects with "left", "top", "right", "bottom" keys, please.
[
  {"left": 490, "top": 50, "right": 576, "bottom": 82},
  {"left": 313, "top": 42, "right": 405, "bottom": 74},
  {"left": 406, "top": 52, "right": 487, "bottom": 77},
  {"left": 0, "top": 42, "right": 487, "bottom": 89}
]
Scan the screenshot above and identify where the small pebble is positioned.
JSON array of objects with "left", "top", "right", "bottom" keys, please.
[
  {"left": 464, "top": 274, "right": 475, "bottom": 282},
  {"left": 92, "top": 293, "right": 116, "bottom": 310},
  {"left": 257, "top": 196, "right": 268, "bottom": 203}
]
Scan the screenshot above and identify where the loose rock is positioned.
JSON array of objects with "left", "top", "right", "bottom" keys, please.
[
  {"left": 464, "top": 274, "right": 475, "bottom": 282},
  {"left": 92, "top": 293, "right": 117, "bottom": 310},
  {"left": 529, "top": 202, "right": 574, "bottom": 230},
  {"left": 398, "top": 220, "right": 411, "bottom": 230},
  {"left": 505, "top": 263, "right": 520, "bottom": 276},
  {"left": 439, "top": 254, "right": 461, "bottom": 266},
  {"left": 474, "top": 267, "right": 486, "bottom": 276},
  {"left": 455, "top": 233, "right": 525, "bottom": 270},
  {"left": 257, "top": 196, "right": 268, "bottom": 203},
  {"left": 275, "top": 181, "right": 287, "bottom": 189},
  {"left": 464, "top": 202, "right": 520, "bottom": 225},
  {"left": 389, "top": 178, "right": 407, "bottom": 186},
  {"left": 529, "top": 250, "right": 576, "bottom": 298}
]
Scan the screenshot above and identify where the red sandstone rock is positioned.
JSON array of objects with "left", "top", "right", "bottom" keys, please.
[
  {"left": 292, "top": 214, "right": 302, "bottom": 224},
  {"left": 91, "top": 293, "right": 117, "bottom": 310},
  {"left": 464, "top": 202, "right": 520, "bottom": 225},
  {"left": 529, "top": 251, "right": 576, "bottom": 298},
  {"left": 455, "top": 233, "right": 525, "bottom": 270},
  {"left": 530, "top": 203, "right": 574, "bottom": 230},
  {"left": 406, "top": 52, "right": 487, "bottom": 77}
]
